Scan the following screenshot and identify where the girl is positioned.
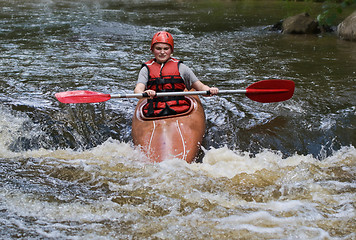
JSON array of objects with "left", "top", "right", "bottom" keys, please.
[{"left": 134, "top": 31, "right": 218, "bottom": 117}]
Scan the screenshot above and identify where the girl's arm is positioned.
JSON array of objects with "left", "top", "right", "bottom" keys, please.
[{"left": 191, "top": 80, "right": 219, "bottom": 95}]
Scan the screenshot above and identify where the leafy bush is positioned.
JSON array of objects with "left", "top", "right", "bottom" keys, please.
[{"left": 317, "top": 0, "right": 356, "bottom": 26}]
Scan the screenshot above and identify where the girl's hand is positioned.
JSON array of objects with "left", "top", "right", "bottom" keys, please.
[
  {"left": 144, "top": 90, "right": 156, "bottom": 99},
  {"left": 208, "top": 87, "right": 219, "bottom": 96}
]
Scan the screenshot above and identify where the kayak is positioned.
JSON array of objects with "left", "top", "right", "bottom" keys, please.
[{"left": 131, "top": 95, "right": 206, "bottom": 163}]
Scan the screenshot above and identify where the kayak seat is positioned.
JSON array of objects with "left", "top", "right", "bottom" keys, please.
[{"left": 138, "top": 96, "right": 196, "bottom": 121}]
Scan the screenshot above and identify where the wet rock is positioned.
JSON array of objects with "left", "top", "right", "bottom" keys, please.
[
  {"left": 282, "top": 13, "right": 320, "bottom": 34},
  {"left": 337, "top": 11, "right": 356, "bottom": 41}
]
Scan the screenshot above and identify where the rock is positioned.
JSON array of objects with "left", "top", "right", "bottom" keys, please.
[
  {"left": 282, "top": 13, "right": 320, "bottom": 34},
  {"left": 337, "top": 11, "right": 356, "bottom": 41}
]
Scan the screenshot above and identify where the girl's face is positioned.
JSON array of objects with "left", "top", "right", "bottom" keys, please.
[{"left": 152, "top": 43, "right": 172, "bottom": 63}]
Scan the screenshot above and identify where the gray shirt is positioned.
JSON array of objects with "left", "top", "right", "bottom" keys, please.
[{"left": 137, "top": 63, "right": 199, "bottom": 90}]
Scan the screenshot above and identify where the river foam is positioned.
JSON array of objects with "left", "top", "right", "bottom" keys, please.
[{"left": 1, "top": 130, "right": 355, "bottom": 239}]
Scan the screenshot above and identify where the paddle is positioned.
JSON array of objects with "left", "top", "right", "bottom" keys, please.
[{"left": 55, "top": 79, "right": 295, "bottom": 104}]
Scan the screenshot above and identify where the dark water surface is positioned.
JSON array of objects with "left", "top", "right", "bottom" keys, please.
[{"left": 0, "top": 0, "right": 355, "bottom": 239}]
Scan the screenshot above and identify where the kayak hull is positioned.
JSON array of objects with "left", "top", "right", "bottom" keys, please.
[{"left": 132, "top": 95, "right": 206, "bottom": 163}]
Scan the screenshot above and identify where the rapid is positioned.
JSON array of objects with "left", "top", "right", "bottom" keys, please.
[{"left": 0, "top": 0, "right": 355, "bottom": 239}]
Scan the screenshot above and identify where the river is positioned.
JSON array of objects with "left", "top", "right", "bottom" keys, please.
[{"left": 0, "top": 0, "right": 355, "bottom": 239}]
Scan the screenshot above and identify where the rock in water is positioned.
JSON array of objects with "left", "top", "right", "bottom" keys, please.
[
  {"left": 337, "top": 11, "right": 356, "bottom": 41},
  {"left": 282, "top": 13, "right": 320, "bottom": 34}
]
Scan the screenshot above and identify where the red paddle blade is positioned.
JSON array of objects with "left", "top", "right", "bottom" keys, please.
[
  {"left": 246, "top": 79, "right": 295, "bottom": 103},
  {"left": 55, "top": 90, "right": 111, "bottom": 103}
]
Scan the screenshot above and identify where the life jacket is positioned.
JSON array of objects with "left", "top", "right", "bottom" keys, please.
[{"left": 142, "top": 58, "right": 190, "bottom": 117}]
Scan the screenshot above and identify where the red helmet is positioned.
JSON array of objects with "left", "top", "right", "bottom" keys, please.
[{"left": 150, "top": 31, "right": 174, "bottom": 51}]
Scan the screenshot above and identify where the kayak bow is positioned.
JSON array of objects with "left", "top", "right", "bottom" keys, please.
[{"left": 131, "top": 95, "right": 205, "bottom": 163}]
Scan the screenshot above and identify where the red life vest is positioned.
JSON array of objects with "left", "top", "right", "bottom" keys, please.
[{"left": 142, "top": 58, "right": 190, "bottom": 117}]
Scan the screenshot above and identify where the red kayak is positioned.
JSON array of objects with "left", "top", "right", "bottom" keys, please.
[{"left": 131, "top": 95, "right": 206, "bottom": 163}]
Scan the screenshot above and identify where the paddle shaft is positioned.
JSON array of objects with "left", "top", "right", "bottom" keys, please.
[
  {"left": 111, "top": 90, "right": 242, "bottom": 99},
  {"left": 111, "top": 89, "right": 289, "bottom": 99}
]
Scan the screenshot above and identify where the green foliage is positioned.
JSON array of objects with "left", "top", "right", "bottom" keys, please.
[{"left": 317, "top": 0, "right": 356, "bottom": 26}]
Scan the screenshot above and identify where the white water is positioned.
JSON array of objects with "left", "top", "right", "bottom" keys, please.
[{"left": 1, "top": 107, "right": 355, "bottom": 239}]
